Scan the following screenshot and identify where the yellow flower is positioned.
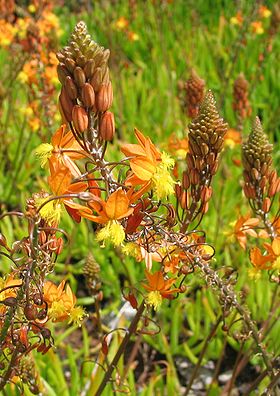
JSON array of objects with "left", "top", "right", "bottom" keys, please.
[
  {"left": 259, "top": 6, "right": 271, "bottom": 18},
  {"left": 146, "top": 291, "right": 162, "bottom": 311},
  {"left": 251, "top": 21, "right": 264, "bottom": 35},
  {"left": 115, "top": 16, "right": 129, "bottom": 30},
  {"left": 96, "top": 220, "right": 125, "bottom": 246}
]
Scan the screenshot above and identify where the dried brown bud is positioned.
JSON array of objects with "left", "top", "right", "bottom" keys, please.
[
  {"left": 99, "top": 111, "right": 115, "bottom": 141},
  {"left": 72, "top": 105, "right": 89, "bottom": 133},
  {"left": 3, "top": 297, "right": 17, "bottom": 307},
  {"left": 96, "top": 82, "right": 113, "bottom": 112},
  {"left": 57, "top": 64, "right": 70, "bottom": 84},
  {"left": 24, "top": 305, "right": 38, "bottom": 321},
  {"left": 64, "top": 57, "right": 76, "bottom": 73},
  {"left": 184, "top": 69, "right": 205, "bottom": 118},
  {"left": 90, "top": 67, "right": 103, "bottom": 92},
  {"left": 81, "top": 82, "right": 95, "bottom": 107}
]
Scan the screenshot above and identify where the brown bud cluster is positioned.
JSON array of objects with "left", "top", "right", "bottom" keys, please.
[
  {"left": 183, "top": 69, "right": 205, "bottom": 118},
  {"left": 232, "top": 73, "right": 251, "bottom": 122},
  {"left": 242, "top": 117, "right": 280, "bottom": 200},
  {"left": 57, "top": 21, "right": 114, "bottom": 139},
  {"left": 178, "top": 91, "right": 228, "bottom": 223}
]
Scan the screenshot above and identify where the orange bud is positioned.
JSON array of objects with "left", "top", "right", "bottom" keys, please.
[
  {"left": 64, "top": 76, "right": 78, "bottom": 100},
  {"left": 59, "top": 87, "right": 74, "bottom": 122},
  {"left": 99, "top": 111, "right": 115, "bottom": 141},
  {"left": 262, "top": 197, "right": 271, "bottom": 213},
  {"left": 72, "top": 105, "right": 89, "bottom": 133},
  {"left": 84, "top": 59, "right": 95, "bottom": 79},
  {"left": 81, "top": 82, "right": 95, "bottom": 107},
  {"left": 57, "top": 64, "right": 70, "bottom": 84},
  {"left": 55, "top": 237, "right": 64, "bottom": 255},
  {"left": 64, "top": 57, "right": 76, "bottom": 73},
  {"left": 96, "top": 82, "right": 113, "bottom": 112},
  {"left": 73, "top": 66, "right": 86, "bottom": 87},
  {"left": 90, "top": 67, "right": 102, "bottom": 92}
]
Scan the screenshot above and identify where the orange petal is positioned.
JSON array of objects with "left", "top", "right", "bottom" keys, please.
[
  {"left": 105, "top": 189, "right": 132, "bottom": 220},
  {"left": 130, "top": 157, "right": 156, "bottom": 181},
  {"left": 121, "top": 143, "right": 146, "bottom": 157}
]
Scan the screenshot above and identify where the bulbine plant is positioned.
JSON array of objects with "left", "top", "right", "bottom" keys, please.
[{"left": 0, "top": 21, "right": 279, "bottom": 395}]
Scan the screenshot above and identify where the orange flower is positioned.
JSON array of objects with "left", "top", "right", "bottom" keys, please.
[
  {"left": 230, "top": 11, "right": 243, "bottom": 26},
  {"left": 142, "top": 270, "right": 180, "bottom": 310},
  {"left": 248, "top": 247, "right": 273, "bottom": 280},
  {"left": 224, "top": 128, "right": 242, "bottom": 149},
  {"left": 167, "top": 132, "right": 189, "bottom": 159},
  {"left": 233, "top": 215, "right": 259, "bottom": 249},
  {"left": 115, "top": 16, "right": 129, "bottom": 30},
  {"left": 37, "top": 156, "right": 87, "bottom": 225},
  {"left": 259, "top": 5, "right": 271, "bottom": 18},
  {"left": 35, "top": 124, "right": 85, "bottom": 176},
  {"left": 0, "top": 275, "right": 22, "bottom": 315},
  {"left": 251, "top": 21, "right": 264, "bottom": 35},
  {"left": 80, "top": 188, "right": 134, "bottom": 246},
  {"left": 121, "top": 129, "right": 174, "bottom": 199},
  {"left": 43, "top": 280, "right": 85, "bottom": 325}
]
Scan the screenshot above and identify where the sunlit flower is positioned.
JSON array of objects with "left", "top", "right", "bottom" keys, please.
[
  {"left": 35, "top": 124, "right": 85, "bottom": 175},
  {"left": 224, "top": 128, "right": 242, "bottom": 149},
  {"left": 259, "top": 5, "right": 271, "bottom": 18},
  {"left": 232, "top": 215, "right": 259, "bottom": 250},
  {"left": 121, "top": 129, "right": 175, "bottom": 200},
  {"left": 115, "top": 16, "right": 129, "bottom": 30},
  {"left": 167, "top": 132, "right": 189, "bottom": 160},
  {"left": 80, "top": 188, "right": 134, "bottom": 246},
  {"left": 43, "top": 280, "right": 86, "bottom": 325},
  {"left": 36, "top": 156, "right": 87, "bottom": 225},
  {"left": 127, "top": 31, "right": 139, "bottom": 41},
  {"left": 230, "top": 11, "right": 243, "bottom": 26},
  {"left": 248, "top": 246, "right": 273, "bottom": 280},
  {"left": 142, "top": 270, "right": 180, "bottom": 310},
  {"left": 251, "top": 21, "right": 264, "bottom": 35}
]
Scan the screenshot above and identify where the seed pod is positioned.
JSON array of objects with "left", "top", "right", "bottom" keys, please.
[
  {"left": 96, "top": 82, "right": 113, "bottom": 112},
  {"left": 3, "top": 297, "right": 17, "bottom": 307},
  {"left": 59, "top": 87, "right": 74, "bottom": 122},
  {"left": 72, "top": 105, "right": 88, "bottom": 133},
  {"left": 81, "top": 82, "right": 95, "bottom": 107},
  {"left": 24, "top": 305, "right": 38, "bottom": 320},
  {"left": 99, "top": 111, "right": 115, "bottom": 141},
  {"left": 64, "top": 76, "right": 78, "bottom": 100},
  {"left": 73, "top": 66, "right": 86, "bottom": 87},
  {"left": 182, "top": 171, "right": 190, "bottom": 190},
  {"left": 90, "top": 67, "right": 103, "bottom": 92}
]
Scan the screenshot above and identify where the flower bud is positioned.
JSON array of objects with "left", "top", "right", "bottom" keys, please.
[
  {"left": 90, "top": 67, "right": 102, "bottom": 92},
  {"left": 96, "top": 82, "right": 113, "bottom": 112},
  {"left": 73, "top": 66, "right": 86, "bottom": 87},
  {"left": 84, "top": 59, "right": 95, "bottom": 79},
  {"left": 262, "top": 197, "right": 271, "bottom": 213},
  {"left": 59, "top": 87, "right": 74, "bottom": 122},
  {"left": 72, "top": 105, "right": 89, "bottom": 133},
  {"left": 64, "top": 76, "right": 78, "bottom": 100},
  {"left": 3, "top": 297, "right": 17, "bottom": 307},
  {"left": 24, "top": 304, "right": 38, "bottom": 320},
  {"left": 64, "top": 57, "right": 76, "bottom": 73},
  {"left": 57, "top": 64, "right": 70, "bottom": 84},
  {"left": 81, "top": 82, "right": 95, "bottom": 107},
  {"left": 99, "top": 111, "right": 115, "bottom": 141}
]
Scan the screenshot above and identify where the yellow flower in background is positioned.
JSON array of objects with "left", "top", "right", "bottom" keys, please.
[
  {"left": 230, "top": 11, "right": 243, "bottom": 26},
  {"left": 127, "top": 31, "right": 139, "bottom": 41},
  {"left": 259, "top": 5, "right": 271, "bottom": 18},
  {"left": 0, "top": 21, "right": 16, "bottom": 47},
  {"left": 251, "top": 21, "right": 264, "bottom": 35},
  {"left": 115, "top": 16, "right": 129, "bottom": 30}
]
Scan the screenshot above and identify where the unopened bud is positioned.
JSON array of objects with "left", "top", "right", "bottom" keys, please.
[
  {"left": 24, "top": 305, "right": 38, "bottom": 320},
  {"left": 84, "top": 59, "right": 95, "bottom": 79},
  {"left": 90, "top": 67, "right": 103, "bottom": 92},
  {"left": 55, "top": 237, "right": 64, "bottom": 255},
  {"left": 72, "top": 105, "right": 89, "bottom": 133},
  {"left": 57, "top": 64, "right": 70, "bottom": 84},
  {"left": 81, "top": 82, "right": 95, "bottom": 107},
  {"left": 182, "top": 171, "right": 190, "bottom": 190},
  {"left": 64, "top": 76, "right": 78, "bottom": 100},
  {"left": 59, "top": 88, "right": 74, "bottom": 122},
  {"left": 3, "top": 297, "right": 17, "bottom": 307},
  {"left": 262, "top": 197, "right": 271, "bottom": 213},
  {"left": 64, "top": 57, "right": 76, "bottom": 73},
  {"left": 99, "top": 111, "right": 115, "bottom": 141},
  {"left": 73, "top": 66, "right": 86, "bottom": 87},
  {"left": 96, "top": 82, "right": 113, "bottom": 112}
]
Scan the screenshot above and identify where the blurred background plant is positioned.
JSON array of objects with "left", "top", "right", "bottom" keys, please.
[{"left": 0, "top": 1, "right": 280, "bottom": 395}]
